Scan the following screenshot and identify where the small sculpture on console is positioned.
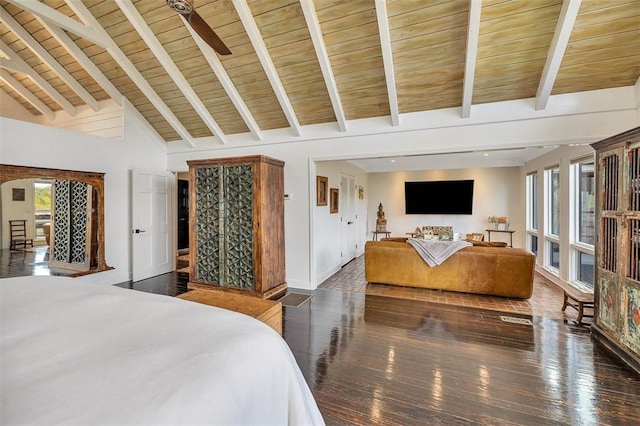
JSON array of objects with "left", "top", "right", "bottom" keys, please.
[{"left": 376, "top": 202, "right": 388, "bottom": 232}]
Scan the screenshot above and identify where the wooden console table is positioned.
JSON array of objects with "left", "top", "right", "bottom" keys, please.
[
  {"left": 485, "top": 229, "right": 515, "bottom": 247},
  {"left": 372, "top": 231, "right": 391, "bottom": 241}
]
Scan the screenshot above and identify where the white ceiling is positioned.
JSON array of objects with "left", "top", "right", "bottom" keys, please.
[{"left": 345, "top": 145, "right": 564, "bottom": 173}]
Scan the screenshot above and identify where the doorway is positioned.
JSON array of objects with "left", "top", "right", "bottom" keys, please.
[{"left": 176, "top": 176, "right": 189, "bottom": 273}]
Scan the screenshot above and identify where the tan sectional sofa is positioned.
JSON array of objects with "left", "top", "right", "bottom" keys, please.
[{"left": 364, "top": 239, "right": 535, "bottom": 299}]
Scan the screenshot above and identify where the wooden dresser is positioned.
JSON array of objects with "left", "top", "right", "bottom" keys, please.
[{"left": 187, "top": 155, "right": 286, "bottom": 299}]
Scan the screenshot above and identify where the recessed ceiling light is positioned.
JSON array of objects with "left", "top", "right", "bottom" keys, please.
[
  {"left": 483, "top": 153, "right": 489, "bottom": 157},
  {"left": 391, "top": 159, "right": 396, "bottom": 163}
]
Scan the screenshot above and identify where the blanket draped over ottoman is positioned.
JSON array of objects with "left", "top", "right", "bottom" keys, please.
[{"left": 406, "top": 238, "right": 472, "bottom": 267}]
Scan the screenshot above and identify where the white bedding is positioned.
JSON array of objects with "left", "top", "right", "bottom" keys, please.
[{"left": 0, "top": 276, "right": 324, "bottom": 425}]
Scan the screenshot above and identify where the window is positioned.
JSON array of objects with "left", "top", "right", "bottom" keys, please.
[
  {"left": 576, "top": 160, "right": 595, "bottom": 245},
  {"left": 33, "top": 181, "right": 52, "bottom": 242},
  {"left": 545, "top": 167, "right": 560, "bottom": 272},
  {"left": 549, "top": 167, "right": 560, "bottom": 236},
  {"left": 550, "top": 241, "right": 560, "bottom": 269},
  {"left": 570, "top": 157, "right": 595, "bottom": 289},
  {"left": 526, "top": 173, "right": 538, "bottom": 256},
  {"left": 530, "top": 235, "right": 538, "bottom": 256}
]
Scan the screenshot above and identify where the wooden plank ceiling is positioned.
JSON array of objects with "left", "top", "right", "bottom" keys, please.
[{"left": 0, "top": 0, "right": 638, "bottom": 145}]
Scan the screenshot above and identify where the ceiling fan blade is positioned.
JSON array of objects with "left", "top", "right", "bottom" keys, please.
[{"left": 186, "top": 11, "right": 232, "bottom": 55}]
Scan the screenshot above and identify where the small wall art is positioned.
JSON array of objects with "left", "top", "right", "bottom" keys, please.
[
  {"left": 358, "top": 185, "right": 364, "bottom": 200},
  {"left": 12, "top": 188, "right": 25, "bottom": 201},
  {"left": 330, "top": 188, "right": 339, "bottom": 213},
  {"left": 316, "top": 176, "right": 328, "bottom": 206}
]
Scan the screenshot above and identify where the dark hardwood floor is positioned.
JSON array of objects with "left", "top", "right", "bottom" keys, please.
[
  {"left": 0, "top": 246, "right": 73, "bottom": 277},
  {"left": 285, "top": 290, "right": 639, "bottom": 425},
  {"left": 3, "top": 249, "right": 639, "bottom": 425}
]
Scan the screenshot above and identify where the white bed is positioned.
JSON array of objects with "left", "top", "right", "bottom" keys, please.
[{"left": 0, "top": 276, "right": 324, "bottom": 425}]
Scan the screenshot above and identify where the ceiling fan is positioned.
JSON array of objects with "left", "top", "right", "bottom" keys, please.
[{"left": 166, "top": 0, "right": 232, "bottom": 55}]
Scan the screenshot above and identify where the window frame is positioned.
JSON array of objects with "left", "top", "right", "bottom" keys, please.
[
  {"left": 526, "top": 172, "right": 539, "bottom": 256},
  {"left": 544, "top": 166, "right": 560, "bottom": 274},
  {"left": 569, "top": 155, "right": 595, "bottom": 290}
]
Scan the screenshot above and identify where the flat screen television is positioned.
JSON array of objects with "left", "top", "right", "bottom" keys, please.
[{"left": 404, "top": 180, "right": 474, "bottom": 214}]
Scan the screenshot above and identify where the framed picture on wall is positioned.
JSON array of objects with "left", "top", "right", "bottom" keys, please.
[
  {"left": 316, "top": 176, "right": 328, "bottom": 206},
  {"left": 12, "top": 188, "right": 25, "bottom": 201},
  {"left": 330, "top": 188, "right": 339, "bottom": 213}
]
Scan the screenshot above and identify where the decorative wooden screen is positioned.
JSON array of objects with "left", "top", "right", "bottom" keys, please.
[
  {"left": 602, "top": 154, "right": 619, "bottom": 211},
  {"left": 602, "top": 217, "right": 617, "bottom": 272},
  {"left": 51, "top": 180, "right": 91, "bottom": 270}
]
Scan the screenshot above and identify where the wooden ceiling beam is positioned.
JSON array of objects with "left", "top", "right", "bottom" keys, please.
[
  {"left": 535, "top": 0, "right": 582, "bottom": 111},
  {"left": 63, "top": 0, "right": 197, "bottom": 146},
  {"left": 375, "top": 0, "right": 399, "bottom": 126},
  {"left": 234, "top": 0, "right": 301, "bottom": 137},
  {"left": 0, "top": 6, "right": 99, "bottom": 112},
  {"left": 300, "top": 0, "right": 347, "bottom": 132},
  {"left": 183, "top": 22, "right": 262, "bottom": 141},
  {"left": 461, "top": 0, "right": 481, "bottom": 119},
  {"left": 0, "top": 69, "right": 55, "bottom": 119},
  {"left": 36, "top": 17, "right": 124, "bottom": 106},
  {"left": 6, "top": 0, "right": 107, "bottom": 48},
  {"left": 0, "top": 40, "right": 76, "bottom": 115},
  {"left": 116, "top": 0, "right": 230, "bottom": 144}
]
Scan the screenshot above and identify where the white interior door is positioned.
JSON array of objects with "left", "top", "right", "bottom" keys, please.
[
  {"left": 132, "top": 169, "right": 174, "bottom": 282},
  {"left": 340, "top": 174, "right": 357, "bottom": 266}
]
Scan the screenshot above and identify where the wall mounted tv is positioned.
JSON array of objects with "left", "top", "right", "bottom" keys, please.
[{"left": 404, "top": 180, "right": 474, "bottom": 214}]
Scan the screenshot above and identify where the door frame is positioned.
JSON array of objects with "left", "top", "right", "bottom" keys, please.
[{"left": 131, "top": 168, "right": 175, "bottom": 282}]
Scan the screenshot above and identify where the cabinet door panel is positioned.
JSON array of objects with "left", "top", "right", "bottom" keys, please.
[
  {"left": 621, "top": 279, "right": 640, "bottom": 354},
  {"left": 223, "top": 164, "right": 254, "bottom": 290},
  {"left": 598, "top": 269, "right": 619, "bottom": 331},
  {"left": 194, "top": 166, "right": 222, "bottom": 284}
]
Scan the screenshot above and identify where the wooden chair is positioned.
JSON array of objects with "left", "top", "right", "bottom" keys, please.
[{"left": 9, "top": 220, "right": 33, "bottom": 250}]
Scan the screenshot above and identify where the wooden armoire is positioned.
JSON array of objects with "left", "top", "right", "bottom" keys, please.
[
  {"left": 591, "top": 126, "right": 640, "bottom": 375},
  {"left": 187, "top": 155, "right": 286, "bottom": 299}
]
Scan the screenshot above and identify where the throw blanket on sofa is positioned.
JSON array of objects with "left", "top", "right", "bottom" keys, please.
[{"left": 407, "top": 238, "right": 472, "bottom": 267}]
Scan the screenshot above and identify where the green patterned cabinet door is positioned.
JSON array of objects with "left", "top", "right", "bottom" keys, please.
[
  {"left": 222, "top": 164, "right": 254, "bottom": 290},
  {"left": 193, "top": 166, "right": 221, "bottom": 285},
  {"left": 188, "top": 156, "right": 286, "bottom": 299}
]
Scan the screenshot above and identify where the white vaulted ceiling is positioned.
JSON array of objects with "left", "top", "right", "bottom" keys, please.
[{"left": 0, "top": 0, "right": 638, "bottom": 157}]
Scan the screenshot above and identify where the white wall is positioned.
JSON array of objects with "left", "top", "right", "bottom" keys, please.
[
  {"left": 367, "top": 167, "right": 523, "bottom": 246},
  {"left": 314, "top": 161, "right": 368, "bottom": 284},
  {"left": 0, "top": 179, "right": 36, "bottom": 248},
  {"left": 0, "top": 101, "right": 167, "bottom": 285}
]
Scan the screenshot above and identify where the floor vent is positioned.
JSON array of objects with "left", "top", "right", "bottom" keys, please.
[{"left": 500, "top": 316, "right": 533, "bottom": 325}]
